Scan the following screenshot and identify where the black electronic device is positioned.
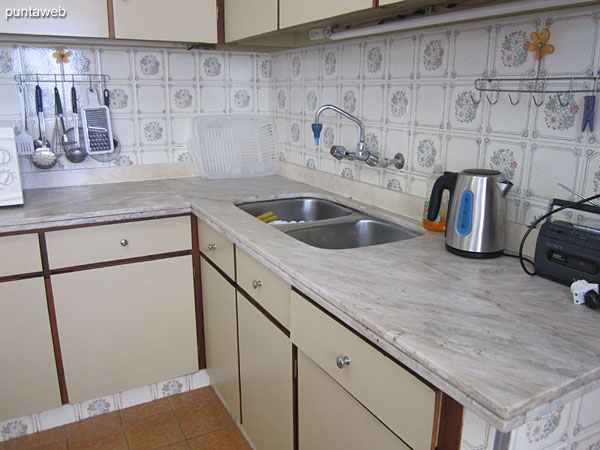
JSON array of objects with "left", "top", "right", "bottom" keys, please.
[{"left": 534, "top": 199, "right": 600, "bottom": 286}]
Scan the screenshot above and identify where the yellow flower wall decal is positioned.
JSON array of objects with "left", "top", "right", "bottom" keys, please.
[
  {"left": 52, "top": 46, "right": 72, "bottom": 64},
  {"left": 526, "top": 28, "right": 554, "bottom": 60}
]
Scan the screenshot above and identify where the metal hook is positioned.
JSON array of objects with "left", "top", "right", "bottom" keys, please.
[
  {"left": 558, "top": 76, "right": 574, "bottom": 107},
  {"left": 533, "top": 80, "right": 546, "bottom": 107},
  {"left": 470, "top": 90, "right": 482, "bottom": 105},
  {"left": 486, "top": 86, "right": 500, "bottom": 105},
  {"left": 508, "top": 79, "right": 523, "bottom": 105}
]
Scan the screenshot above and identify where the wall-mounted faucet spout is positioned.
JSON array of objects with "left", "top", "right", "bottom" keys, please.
[{"left": 312, "top": 104, "right": 365, "bottom": 157}]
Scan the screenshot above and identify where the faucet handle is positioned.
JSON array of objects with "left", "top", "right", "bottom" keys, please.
[
  {"left": 365, "top": 152, "right": 380, "bottom": 167},
  {"left": 330, "top": 145, "right": 347, "bottom": 160}
]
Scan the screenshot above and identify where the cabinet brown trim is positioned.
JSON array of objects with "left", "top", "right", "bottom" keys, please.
[
  {"left": 235, "top": 291, "right": 243, "bottom": 425},
  {"left": 0, "top": 271, "right": 44, "bottom": 284},
  {"left": 50, "top": 250, "right": 191, "bottom": 275},
  {"left": 292, "top": 345, "right": 299, "bottom": 450},
  {"left": 0, "top": 213, "right": 190, "bottom": 237},
  {"left": 39, "top": 232, "right": 69, "bottom": 404},
  {"left": 373, "top": 0, "right": 379, "bottom": 7},
  {"left": 191, "top": 215, "right": 206, "bottom": 370},
  {"left": 200, "top": 253, "right": 236, "bottom": 287},
  {"left": 107, "top": 0, "right": 115, "bottom": 39},
  {"left": 217, "top": 0, "right": 225, "bottom": 44},
  {"left": 237, "top": 288, "right": 290, "bottom": 338},
  {"left": 277, "top": 0, "right": 281, "bottom": 30},
  {"left": 436, "top": 393, "right": 464, "bottom": 450},
  {"left": 43, "top": 277, "right": 69, "bottom": 405}
]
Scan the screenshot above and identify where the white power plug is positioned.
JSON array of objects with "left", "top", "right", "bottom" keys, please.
[{"left": 570, "top": 280, "right": 599, "bottom": 305}]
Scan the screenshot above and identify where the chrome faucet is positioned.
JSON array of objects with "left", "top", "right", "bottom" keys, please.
[
  {"left": 311, "top": 104, "right": 404, "bottom": 169},
  {"left": 312, "top": 104, "right": 372, "bottom": 164}
]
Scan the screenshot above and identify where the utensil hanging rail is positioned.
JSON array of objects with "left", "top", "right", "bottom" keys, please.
[
  {"left": 14, "top": 73, "right": 110, "bottom": 84},
  {"left": 474, "top": 75, "right": 599, "bottom": 94}
]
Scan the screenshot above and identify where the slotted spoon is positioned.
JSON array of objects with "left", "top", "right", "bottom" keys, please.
[{"left": 15, "top": 84, "right": 34, "bottom": 155}]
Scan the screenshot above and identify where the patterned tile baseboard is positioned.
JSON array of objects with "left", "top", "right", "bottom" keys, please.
[{"left": 0, "top": 370, "right": 209, "bottom": 441}]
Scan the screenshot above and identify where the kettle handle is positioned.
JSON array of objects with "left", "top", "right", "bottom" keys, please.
[{"left": 427, "top": 172, "right": 457, "bottom": 221}]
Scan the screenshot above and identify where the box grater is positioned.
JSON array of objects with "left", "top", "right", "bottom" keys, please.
[{"left": 81, "top": 88, "right": 114, "bottom": 154}]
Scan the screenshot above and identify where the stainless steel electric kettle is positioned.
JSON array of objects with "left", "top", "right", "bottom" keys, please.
[{"left": 427, "top": 169, "right": 512, "bottom": 258}]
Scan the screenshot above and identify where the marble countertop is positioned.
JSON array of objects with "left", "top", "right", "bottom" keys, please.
[{"left": 1, "top": 175, "right": 598, "bottom": 433}]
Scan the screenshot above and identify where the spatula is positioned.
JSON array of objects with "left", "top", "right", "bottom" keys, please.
[{"left": 15, "top": 84, "right": 34, "bottom": 155}]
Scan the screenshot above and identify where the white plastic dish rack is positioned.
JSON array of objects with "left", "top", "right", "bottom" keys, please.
[{"left": 189, "top": 114, "right": 280, "bottom": 179}]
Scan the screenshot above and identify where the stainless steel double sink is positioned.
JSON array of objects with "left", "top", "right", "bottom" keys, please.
[{"left": 236, "top": 197, "right": 421, "bottom": 250}]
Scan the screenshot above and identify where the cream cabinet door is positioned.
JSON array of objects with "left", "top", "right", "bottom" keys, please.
[
  {"left": 201, "top": 258, "right": 241, "bottom": 422},
  {"left": 280, "top": 0, "right": 372, "bottom": 29},
  {"left": 225, "top": 0, "right": 278, "bottom": 42},
  {"left": 112, "top": 0, "right": 217, "bottom": 42},
  {"left": 238, "top": 296, "right": 293, "bottom": 450},
  {"left": 0, "top": 278, "right": 61, "bottom": 421},
  {"left": 52, "top": 256, "right": 198, "bottom": 403},
  {"left": 0, "top": 0, "right": 108, "bottom": 38},
  {"left": 298, "top": 351, "right": 409, "bottom": 450}
]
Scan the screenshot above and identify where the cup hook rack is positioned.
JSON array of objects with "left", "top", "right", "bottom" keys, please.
[
  {"left": 471, "top": 71, "right": 600, "bottom": 107},
  {"left": 14, "top": 73, "right": 111, "bottom": 85}
]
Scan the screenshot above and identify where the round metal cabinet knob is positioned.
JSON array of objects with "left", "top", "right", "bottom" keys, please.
[
  {"left": 336, "top": 356, "right": 351, "bottom": 369},
  {"left": 207, "top": 243, "right": 217, "bottom": 250},
  {"left": 120, "top": 239, "right": 128, "bottom": 247},
  {"left": 252, "top": 280, "right": 263, "bottom": 289}
]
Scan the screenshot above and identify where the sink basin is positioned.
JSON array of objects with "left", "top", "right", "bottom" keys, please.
[
  {"left": 236, "top": 197, "right": 353, "bottom": 222},
  {"left": 284, "top": 219, "right": 421, "bottom": 250},
  {"left": 237, "top": 196, "right": 421, "bottom": 249}
]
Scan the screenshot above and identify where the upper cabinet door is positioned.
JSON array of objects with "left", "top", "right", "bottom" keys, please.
[
  {"left": 225, "top": 0, "right": 278, "bottom": 42},
  {"left": 0, "top": 0, "right": 109, "bottom": 38},
  {"left": 113, "top": 0, "right": 217, "bottom": 43},
  {"left": 280, "top": 0, "right": 372, "bottom": 29}
]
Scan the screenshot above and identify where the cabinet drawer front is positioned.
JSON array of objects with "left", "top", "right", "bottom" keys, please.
[
  {"left": 46, "top": 216, "right": 191, "bottom": 269},
  {"left": 0, "top": 233, "right": 42, "bottom": 277},
  {"left": 198, "top": 221, "right": 235, "bottom": 279},
  {"left": 291, "top": 292, "right": 437, "bottom": 450},
  {"left": 236, "top": 247, "right": 291, "bottom": 329},
  {"left": 298, "top": 351, "right": 409, "bottom": 450}
]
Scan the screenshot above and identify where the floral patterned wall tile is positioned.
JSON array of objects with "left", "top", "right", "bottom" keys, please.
[
  {"left": 169, "top": 85, "right": 197, "bottom": 113},
  {"left": 304, "top": 85, "right": 320, "bottom": 116},
  {"left": 290, "top": 52, "right": 303, "bottom": 82},
  {"left": 491, "top": 21, "right": 538, "bottom": 77},
  {"left": 322, "top": 46, "right": 339, "bottom": 81},
  {"left": 229, "top": 86, "right": 254, "bottom": 113},
  {"left": 199, "top": 53, "right": 225, "bottom": 81},
  {"left": 417, "top": 32, "right": 450, "bottom": 78},
  {"left": 139, "top": 117, "right": 167, "bottom": 146},
  {"left": 135, "top": 50, "right": 165, "bottom": 80},
  {"left": 386, "top": 84, "right": 413, "bottom": 125},
  {"left": 257, "top": 55, "right": 273, "bottom": 82},
  {"left": 483, "top": 139, "right": 526, "bottom": 189},
  {"left": 447, "top": 83, "right": 484, "bottom": 132},
  {"left": 363, "top": 40, "right": 386, "bottom": 80},
  {"left": 412, "top": 132, "right": 443, "bottom": 175}
]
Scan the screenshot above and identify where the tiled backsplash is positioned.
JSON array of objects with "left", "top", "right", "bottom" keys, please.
[
  {"left": 274, "top": 4, "right": 600, "bottom": 230},
  {"left": 0, "top": 44, "right": 273, "bottom": 171}
]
